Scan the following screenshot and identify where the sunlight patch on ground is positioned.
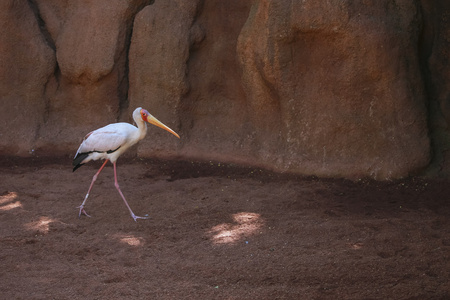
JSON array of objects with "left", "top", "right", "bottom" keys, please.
[
  {"left": 0, "top": 201, "right": 22, "bottom": 211},
  {"left": 349, "top": 243, "right": 364, "bottom": 250},
  {"left": 208, "top": 212, "right": 264, "bottom": 244},
  {"left": 24, "top": 217, "right": 55, "bottom": 234},
  {"left": 0, "top": 192, "right": 22, "bottom": 211},
  {"left": 113, "top": 234, "right": 144, "bottom": 246}
]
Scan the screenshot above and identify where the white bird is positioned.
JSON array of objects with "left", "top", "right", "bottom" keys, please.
[{"left": 73, "top": 107, "right": 180, "bottom": 221}]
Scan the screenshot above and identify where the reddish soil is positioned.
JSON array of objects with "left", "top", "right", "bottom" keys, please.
[{"left": 0, "top": 156, "right": 449, "bottom": 299}]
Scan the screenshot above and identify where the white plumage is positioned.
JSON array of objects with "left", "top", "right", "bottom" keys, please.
[{"left": 73, "top": 107, "right": 180, "bottom": 221}]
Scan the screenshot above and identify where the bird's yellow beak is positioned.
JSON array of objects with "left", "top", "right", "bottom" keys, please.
[{"left": 146, "top": 115, "right": 180, "bottom": 139}]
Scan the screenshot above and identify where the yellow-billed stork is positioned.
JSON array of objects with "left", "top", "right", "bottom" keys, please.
[{"left": 73, "top": 107, "right": 180, "bottom": 221}]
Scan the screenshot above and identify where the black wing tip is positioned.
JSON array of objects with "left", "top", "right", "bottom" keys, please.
[
  {"left": 73, "top": 153, "right": 89, "bottom": 172},
  {"left": 73, "top": 163, "right": 84, "bottom": 172}
]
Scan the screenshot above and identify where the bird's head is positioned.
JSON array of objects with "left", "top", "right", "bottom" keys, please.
[{"left": 138, "top": 108, "right": 180, "bottom": 139}]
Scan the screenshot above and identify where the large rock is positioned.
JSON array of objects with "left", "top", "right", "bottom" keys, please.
[
  {"left": 0, "top": 0, "right": 55, "bottom": 156},
  {"left": 128, "top": 0, "right": 200, "bottom": 157},
  {"left": 33, "top": 0, "right": 152, "bottom": 153},
  {"left": 234, "top": 0, "right": 430, "bottom": 179}
]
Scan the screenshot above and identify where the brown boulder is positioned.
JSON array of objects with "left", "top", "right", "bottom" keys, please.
[
  {"left": 128, "top": 0, "right": 201, "bottom": 157},
  {"left": 0, "top": 0, "right": 55, "bottom": 156},
  {"left": 234, "top": 0, "right": 430, "bottom": 179},
  {"left": 33, "top": 0, "right": 151, "bottom": 153}
]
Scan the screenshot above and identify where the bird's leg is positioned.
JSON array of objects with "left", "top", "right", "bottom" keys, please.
[
  {"left": 78, "top": 159, "right": 109, "bottom": 218},
  {"left": 113, "top": 162, "right": 149, "bottom": 222}
]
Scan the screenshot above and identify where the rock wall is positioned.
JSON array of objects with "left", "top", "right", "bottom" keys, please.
[
  {"left": 420, "top": 0, "right": 450, "bottom": 177},
  {"left": 0, "top": 0, "right": 55, "bottom": 155},
  {"left": 236, "top": 0, "right": 428, "bottom": 179},
  {"left": 1, "top": 0, "right": 450, "bottom": 179}
]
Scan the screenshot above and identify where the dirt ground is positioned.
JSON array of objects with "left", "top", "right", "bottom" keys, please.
[{"left": 0, "top": 156, "right": 449, "bottom": 299}]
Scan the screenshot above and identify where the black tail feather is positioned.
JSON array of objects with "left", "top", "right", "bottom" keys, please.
[{"left": 73, "top": 153, "right": 89, "bottom": 172}]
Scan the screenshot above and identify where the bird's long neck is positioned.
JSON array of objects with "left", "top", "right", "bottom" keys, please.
[{"left": 134, "top": 117, "right": 148, "bottom": 142}]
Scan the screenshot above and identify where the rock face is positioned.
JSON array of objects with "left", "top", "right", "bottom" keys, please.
[
  {"left": 128, "top": 0, "right": 200, "bottom": 157},
  {"left": 0, "top": 0, "right": 55, "bottom": 155},
  {"left": 33, "top": 0, "right": 152, "bottom": 153},
  {"left": 1, "top": 0, "right": 449, "bottom": 180},
  {"left": 420, "top": 1, "right": 450, "bottom": 176},
  {"left": 235, "top": 0, "right": 429, "bottom": 179}
]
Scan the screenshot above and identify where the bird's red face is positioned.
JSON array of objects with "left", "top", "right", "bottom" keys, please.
[
  {"left": 140, "top": 109, "right": 150, "bottom": 121},
  {"left": 140, "top": 109, "right": 180, "bottom": 139}
]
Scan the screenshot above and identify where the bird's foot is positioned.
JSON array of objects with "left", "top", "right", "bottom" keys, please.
[
  {"left": 77, "top": 205, "right": 91, "bottom": 218},
  {"left": 131, "top": 213, "right": 149, "bottom": 222}
]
